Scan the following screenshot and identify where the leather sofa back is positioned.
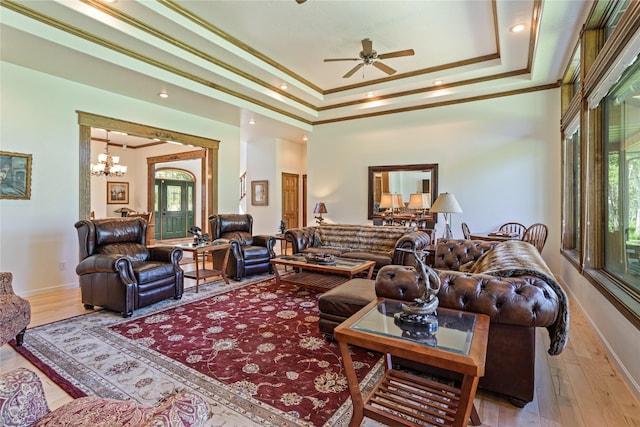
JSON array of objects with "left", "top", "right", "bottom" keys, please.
[
  {"left": 434, "top": 239, "right": 499, "bottom": 270},
  {"left": 75, "top": 218, "right": 147, "bottom": 260},
  {"left": 209, "top": 214, "right": 254, "bottom": 246}
]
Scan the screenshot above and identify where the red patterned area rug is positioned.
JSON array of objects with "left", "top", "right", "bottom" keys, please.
[{"left": 14, "top": 275, "right": 384, "bottom": 427}]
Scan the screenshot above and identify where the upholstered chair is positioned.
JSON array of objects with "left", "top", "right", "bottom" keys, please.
[
  {"left": 0, "top": 368, "right": 209, "bottom": 427},
  {"left": 74, "top": 217, "right": 184, "bottom": 317},
  {"left": 0, "top": 272, "right": 30, "bottom": 347},
  {"left": 208, "top": 214, "right": 276, "bottom": 280}
]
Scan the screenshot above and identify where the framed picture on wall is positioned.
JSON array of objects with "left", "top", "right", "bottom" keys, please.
[
  {"left": 251, "top": 180, "right": 268, "bottom": 206},
  {"left": 0, "top": 150, "right": 32, "bottom": 200},
  {"left": 107, "top": 181, "right": 129, "bottom": 204}
]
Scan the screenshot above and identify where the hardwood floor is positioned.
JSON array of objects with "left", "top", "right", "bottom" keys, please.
[{"left": 1, "top": 283, "right": 639, "bottom": 426}]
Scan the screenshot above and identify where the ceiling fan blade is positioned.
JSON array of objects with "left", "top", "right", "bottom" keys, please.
[
  {"left": 361, "top": 38, "right": 373, "bottom": 56},
  {"left": 378, "top": 49, "right": 415, "bottom": 60},
  {"left": 324, "top": 58, "right": 360, "bottom": 62},
  {"left": 343, "top": 63, "right": 364, "bottom": 78},
  {"left": 373, "top": 61, "right": 396, "bottom": 75}
]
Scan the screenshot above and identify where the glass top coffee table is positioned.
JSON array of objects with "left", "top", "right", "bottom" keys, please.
[
  {"left": 335, "top": 299, "right": 489, "bottom": 427},
  {"left": 270, "top": 255, "right": 375, "bottom": 292}
]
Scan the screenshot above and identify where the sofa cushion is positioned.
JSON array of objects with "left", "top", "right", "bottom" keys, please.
[
  {"left": 221, "top": 231, "right": 253, "bottom": 246},
  {"left": 97, "top": 243, "right": 149, "bottom": 262},
  {"left": 318, "top": 278, "right": 377, "bottom": 318},
  {"left": 341, "top": 251, "right": 393, "bottom": 267},
  {"left": 316, "top": 224, "right": 415, "bottom": 253},
  {"left": 132, "top": 261, "right": 175, "bottom": 283}
]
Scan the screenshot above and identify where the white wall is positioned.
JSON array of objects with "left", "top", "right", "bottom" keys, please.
[
  {"left": 309, "top": 89, "right": 561, "bottom": 271},
  {"left": 307, "top": 88, "right": 639, "bottom": 398},
  {"left": 0, "top": 61, "right": 240, "bottom": 296},
  {"left": 243, "top": 137, "right": 306, "bottom": 236}
]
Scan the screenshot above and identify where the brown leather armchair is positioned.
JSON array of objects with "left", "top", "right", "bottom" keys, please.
[
  {"left": 208, "top": 214, "right": 276, "bottom": 280},
  {"left": 75, "top": 218, "right": 184, "bottom": 317}
]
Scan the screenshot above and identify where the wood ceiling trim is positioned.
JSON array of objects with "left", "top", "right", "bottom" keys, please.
[
  {"left": 2, "top": 0, "right": 314, "bottom": 126},
  {"left": 313, "top": 82, "right": 560, "bottom": 125},
  {"left": 158, "top": 0, "right": 323, "bottom": 94},
  {"left": 323, "top": 53, "right": 501, "bottom": 95},
  {"left": 81, "top": 0, "right": 316, "bottom": 111},
  {"left": 78, "top": 111, "right": 220, "bottom": 148},
  {"left": 319, "top": 69, "right": 530, "bottom": 111},
  {"left": 527, "top": 0, "right": 543, "bottom": 73}
]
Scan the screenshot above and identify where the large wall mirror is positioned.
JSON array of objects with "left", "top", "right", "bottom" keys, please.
[{"left": 368, "top": 164, "right": 439, "bottom": 220}]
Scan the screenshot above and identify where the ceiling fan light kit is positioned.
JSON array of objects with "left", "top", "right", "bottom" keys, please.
[{"left": 324, "top": 38, "right": 415, "bottom": 78}]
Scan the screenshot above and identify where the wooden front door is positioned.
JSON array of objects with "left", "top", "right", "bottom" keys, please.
[
  {"left": 282, "top": 173, "right": 299, "bottom": 230},
  {"left": 155, "top": 179, "right": 195, "bottom": 240}
]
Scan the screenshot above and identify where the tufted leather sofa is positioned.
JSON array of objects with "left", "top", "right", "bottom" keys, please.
[
  {"left": 75, "top": 218, "right": 184, "bottom": 317},
  {"left": 208, "top": 214, "right": 276, "bottom": 280},
  {"left": 285, "top": 224, "right": 432, "bottom": 271},
  {"left": 317, "top": 239, "right": 565, "bottom": 407},
  {"left": 412, "top": 239, "right": 564, "bottom": 407}
]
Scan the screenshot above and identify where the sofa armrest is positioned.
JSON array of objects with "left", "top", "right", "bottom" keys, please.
[
  {"left": 434, "top": 239, "right": 500, "bottom": 270},
  {"left": 437, "top": 270, "right": 560, "bottom": 328},
  {"left": 0, "top": 368, "right": 51, "bottom": 427},
  {"left": 148, "top": 246, "right": 183, "bottom": 265},
  {"left": 392, "top": 230, "right": 432, "bottom": 265},
  {"left": 284, "top": 227, "right": 317, "bottom": 254},
  {"left": 253, "top": 235, "right": 276, "bottom": 252},
  {"left": 75, "top": 254, "right": 135, "bottom": 283}
]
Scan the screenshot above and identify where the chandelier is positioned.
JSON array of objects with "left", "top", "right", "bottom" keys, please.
[{"left": 90, "top": 131, "right": 127, "bottom": 177}]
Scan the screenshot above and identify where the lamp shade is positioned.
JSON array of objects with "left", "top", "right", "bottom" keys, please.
[
  {"left": 430, "top": 192, "right": 463, "bottom": 214},
  {"left": 313, "top": 202, "right": 328, "bottom": 214},
  {"left": 379, "top": 193, "right": 403, "bottom": 209},
  {"left": 407, "top": 193, "right": 431, "bottom": 209}
]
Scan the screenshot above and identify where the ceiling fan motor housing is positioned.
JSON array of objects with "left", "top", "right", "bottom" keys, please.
[{"left": 360, "top": 50, "right": 378, "bottom": 64}]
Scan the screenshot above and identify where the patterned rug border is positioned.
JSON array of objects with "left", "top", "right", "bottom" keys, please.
[{"left": 13, "top": 273, "right": 385, "bottom": 427}]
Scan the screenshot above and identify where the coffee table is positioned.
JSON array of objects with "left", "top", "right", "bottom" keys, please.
[
  {"left": 334, "top": 299, "right": 489, "bottom": 427},
  {"left": 270, "top": 255, "right": 375, "bottom": 292},
  {"left": 174, "top": 242, "right": 231, "bottom": 293}
]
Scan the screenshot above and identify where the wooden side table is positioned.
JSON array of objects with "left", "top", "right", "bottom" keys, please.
[
  {"left": 274, "top": 233, "right": 289, "bottom": 255},
  {"left": 334, "top": 299, "right": 489, "bottom": 427},
  {"left": 174, "top": 242, "right": 231, "bottom": 293}
]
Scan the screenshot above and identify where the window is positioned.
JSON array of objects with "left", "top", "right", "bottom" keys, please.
[
  {"left": 604, "top": 56, "right": 640, "bottom": 293},
  {"left": 563, "top": 126, "right": 581, "bottom": 253},
  {"left": 560, "top": 1, "right": 640, "bottom": 326}
]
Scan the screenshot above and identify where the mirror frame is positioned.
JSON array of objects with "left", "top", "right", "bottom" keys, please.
[{"left": 368, "top": 163, "right": 439, "bottom": 220}]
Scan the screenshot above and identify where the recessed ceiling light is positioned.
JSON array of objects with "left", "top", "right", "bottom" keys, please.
[
  {"left": 433, "top": 80, "right": 443, "bottom": 86},
  {"left": 510, "top": 24, "right": 525, "bottom": 33},
  {"left": 158, "top": 90, "right": 169, "bottom": 98},
  {"left": 249, "top": 118, "right": 255, "bottom": 125},
  {"left": 280, "top": 83, "right": 288, "bottom": 90}
]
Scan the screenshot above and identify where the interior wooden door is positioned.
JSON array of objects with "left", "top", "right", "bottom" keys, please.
[{"left": 282, "top": 172, "right": 299, "bottom": 230}]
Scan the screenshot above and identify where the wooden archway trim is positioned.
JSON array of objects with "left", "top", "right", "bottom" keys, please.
[{"left": 77, "top": 111, "right": 219, "bottom": 222}]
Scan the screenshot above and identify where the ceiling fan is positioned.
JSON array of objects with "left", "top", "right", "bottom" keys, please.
[{"left": 324, "top": 38, "right": 415, "bottom": 78}]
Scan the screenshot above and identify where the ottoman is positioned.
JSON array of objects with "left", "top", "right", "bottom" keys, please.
[{"left": 317, "top": 278, "right": 376, "bottom": 340}]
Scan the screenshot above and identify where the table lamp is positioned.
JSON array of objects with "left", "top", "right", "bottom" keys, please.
[
  {"left": 314, "top": 202, "right": 328, "bottom": 224},
  {"left": 114, "top": 207, "right": 135, "bottom": 217},
  {"left": 430, "top": 192, "right": 463, "bottom": 239},
  {"left": 408, "top": 193, "right": 431, "bottom": 217}
]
